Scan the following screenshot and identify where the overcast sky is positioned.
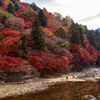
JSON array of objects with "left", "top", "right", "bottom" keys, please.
[{"left": 20, "top": 0, "right": 100, "bottom": 30}]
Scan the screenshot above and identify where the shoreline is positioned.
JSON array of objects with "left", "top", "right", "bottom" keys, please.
[{"left": 0, "top": 67, "right": 100, "bottom": 98}]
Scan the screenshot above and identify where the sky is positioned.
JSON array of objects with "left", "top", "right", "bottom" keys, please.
[{"left": 20, "top": 0, "right": 100, "bottom": 30}]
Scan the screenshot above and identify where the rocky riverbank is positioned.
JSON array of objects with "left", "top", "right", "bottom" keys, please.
[{"left": 0, "top": 66, "right": 100, "bottom": 99}]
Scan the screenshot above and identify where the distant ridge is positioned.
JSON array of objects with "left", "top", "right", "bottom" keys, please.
[{"left": 96, "top": 28, "right": 100, "bottom": 32}]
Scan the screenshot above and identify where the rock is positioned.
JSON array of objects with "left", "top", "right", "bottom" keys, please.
[
  {"left": 0, "top": 76, "right": 5, "bottom": 81},
  {"left": 0, "top": 81, "right": 5, "bottom": 84},
  {"left": 31, "top": 67, "right": 40, "bottom": 78},
  {"left": 82, "top": 95, "right": 97, "bottom": 100}
]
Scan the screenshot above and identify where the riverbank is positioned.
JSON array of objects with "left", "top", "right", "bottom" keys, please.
[{"left": 0, "top": 66, "right": 100, "bottom": 99}]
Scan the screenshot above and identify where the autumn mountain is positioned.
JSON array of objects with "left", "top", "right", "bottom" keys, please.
[{"left": 0, "top": 0, "right": 100, "bottom": 79}]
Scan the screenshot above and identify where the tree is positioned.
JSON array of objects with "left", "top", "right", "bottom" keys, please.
[
  {"left": 14, "top": 3, "right": 20, "bottom": 11},
  {"left": 20, "top": 34, "right": 27, "bottom": 59},
  {"left": 38, "top": 9, "right": 47, "bottom": 26},
  {"left": 1, "top": 16, "right": 7, "bottom": 24},
  {"left": 5, "top": 17, "right": 25, "bottom": 31},
  {"left": 55, "top": 27, "right": 68, "bottom": 40},
  {"left": 78, "top": 27, "right": 86, "bottom": 47},
  {"left": 30, "top": 3, "right": 38, "bottom": 11},
  {"left": 7, "top": 3, "right": 16, "bottom": 16},
  {"left": 30, "top": 52, "right": 70, "bottom": 73},
  {"left": 0, "top": 0, "right": 3, "bottom": 6},
  {"left": 87, "top": 30, "right": 97, "bottom": 49},
  {"left": 0, "top": 33, "right": 3, "bottom": 42},
  {"left": 68, "top": 23, "right": 81, "bottom": 44},
  {"left": 53, "top": 12, "right": 62, "bottom": 22},
  {"left": 31, "top": 18, "right": 46, "bottom": 50}
]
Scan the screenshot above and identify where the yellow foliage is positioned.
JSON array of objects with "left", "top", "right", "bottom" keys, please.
[
  {"left": 46, "top": 31, "right": 53, "bottom": 37},
  {"left": 3, "top": 0, "right": 13, "bottom": 8},
  {"left": 67, "top": 20, "right": 72, "bottom": 28},
  {"left": 43, "top": 28, "right": 53, "bottom": 38},
  {"left": 60, "top": 41, "right": 69, "bottom": 48},
  {"left": 80, "top": 25, "right": 85, "bottom": 32}
]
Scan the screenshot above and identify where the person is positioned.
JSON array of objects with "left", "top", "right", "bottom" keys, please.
[
  {"left": 66, "top": 76, "right": 68, "bottom": 79},
  {"left": 54, "top": 75, "right": 56, "bottom": 78}
]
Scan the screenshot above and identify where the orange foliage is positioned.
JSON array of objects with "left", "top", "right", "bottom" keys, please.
[
  {"left": 42, "top": 28, "right": 53, "bottom": 37},
  {"left": 47, "top": 20, "right": 61, "bottom": 32},
  {"left": 44, "top": 10, "right": 57, "bottom": 22}
]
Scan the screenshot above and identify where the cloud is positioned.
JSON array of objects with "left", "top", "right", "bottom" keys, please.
[{"left": 79, "top": 13, "right": 100, "bottom": 22}]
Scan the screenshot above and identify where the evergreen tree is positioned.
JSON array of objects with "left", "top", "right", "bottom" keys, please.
[
  {"left": 88, "top": 30, "right": 98, "bottom": 49},
  {"left": 1, "top": 16, "right": 7, "bottom": 24},
  {"left": 14, "top": 3, "right": 20, "bottom": 11},
  {"left": 0, "top": 33, "right": 3, "bottom": 42},
  {"left": 0, "top": 0, "right": 3, "bottom": 6},
  {"left": 78, "top": 27, "right": 86, "bottom": 47},
  {"left": 55, "top": 27, "right": 68, "bottom": 40},
  {"left": 38, "top": 9, "right": 47, "bottom": 26},
  {"left": 30, "top": 3, "right": 38, "bottom": 11},
  {"left": 20, "top": 34, "right": 27, "bottom": 59},
  {"left": 31, "top": 18, "right": 46, "bottom": 50},
  {"left": 7, "top": 3, "right": 16, "bottom": 16},
  {"left": 68, "top": 23, "right": 81, "bottom": 44}
]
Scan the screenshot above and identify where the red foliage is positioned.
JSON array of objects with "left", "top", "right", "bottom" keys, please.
[
  {"left": 0, "top": 6, "right": 6, "bottom": 10},
  {"left": 24, "top": 22, "right": 31, "bottom": 29},
  {"left": 0, "top": 56, "right": 22, "bottom": 73},
  {"left": 2, "top": 28, "right": 21, "bottom": 38},
  {"left": 20, "top": 2, "right": 28, "bottom": 7},
  {"left": 30, "top": 52, "right": 70, "bottom": 73},
  {"left": 0, "top": 37, "right": 20, "bottom": 56},
  {"left": 87, "top": 45, "right": 97, "bottom": 62},
  {"left": 27, "top": 34, "right": 32, "bottom": 46},
  {"left": 70, "top": 43, "right": 94, "bottom": 69},
  {"left": 0, "top": 29, "right": 21, "bottom": 56}
]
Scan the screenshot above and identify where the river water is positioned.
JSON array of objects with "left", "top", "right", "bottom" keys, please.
[{"left": 0, "top": 66, "right": 100, "bottom": 100}]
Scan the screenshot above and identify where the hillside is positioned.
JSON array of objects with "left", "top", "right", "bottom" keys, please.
[{"left": 0, "top": 0, "right": 100, "bottom": 81}]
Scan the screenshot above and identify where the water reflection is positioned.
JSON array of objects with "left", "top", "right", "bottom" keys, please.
[{"left": 0, "top": 81, "right": 100, "bottom": 100}]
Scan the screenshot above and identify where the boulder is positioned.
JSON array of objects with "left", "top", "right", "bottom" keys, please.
[{"left": 82, "top": 95, "right": 97, "bottom": 100}]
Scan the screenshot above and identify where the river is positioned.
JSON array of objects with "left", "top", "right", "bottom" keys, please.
[{"left": 0, "top": 66, "right": 100, "bottom": 100}]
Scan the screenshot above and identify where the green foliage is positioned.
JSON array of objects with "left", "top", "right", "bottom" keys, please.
[
  {"left": 1, "top": 15, "right": 7, "bottom": 24},
  {"left": 14, "top": 3, "right": 20, "bottom": 11},
  {"left": 53, "top": 12, "right": 62, "bottom": 22},
  {"left": 38, "top": 9, "right": 47, "bottom": 26},
  {"left": 20, "top": 34, "right": 27, "bottom": 59},
  {"left": 68, "top": 23, "right": 81, "bottom": 44},
  {"left": 30, "top": 3, "right": 38, "bottom": 11},
  {"left": 0, "top": 0, "right": 3, "bottom": 6},
  {"left": 88, "top": 30, "right": 99, "bottom": 50},
  {"left": 0, "top": 33, "right": 3, "bottom": 42},
  {"left": 7, "top": 3, "right": 16, "bottom": 16},
  {"left": 0, "top": 9, "right": 14, "bottom": 18},
  {"left": 78, "top": 27, "right": 86, "bottom": 47},
  {"left": 55, "top": 27, "right": 68, "bottom": 40},
  {"left": 31, "top": 18, "right": 46, "bottom": 50}
]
